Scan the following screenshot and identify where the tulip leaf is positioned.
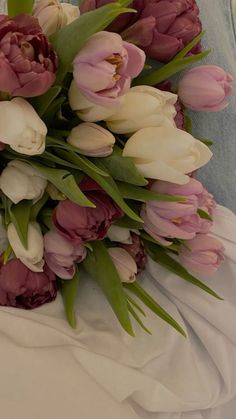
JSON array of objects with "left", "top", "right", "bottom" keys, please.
[
  {"left": 56, "top": 149, "right": 143, "bottom": 223},
  {"left": 96, "top": 147, "right": 148, "bottom": 186},
  {"left": 50, "top": 3, "right": 136, "bottom": 68},
  {"left": 82, "top": 241, "right": 134, "bottom": 336},
  {"left": 127, "top": 303, "right": 152, "bottom": 335},
  {"left": 29, "top": 162, "right": 94, "bottom": 207},
  {"left": 9, "top": 200, "right": 32, "bottom": 249},
  {"left": 197, "top": 208, "right": 213, "bottom": 221},
  {"left": 184, "top": 115, "right": 193, "bottom": 134},
  {"left": 60, "top": 267, "right": 80, "bottom": 329},
  {"left": 115, "top": 215, "right": 144, "bottom": 230},
  {"left": 199, "top": 138, "right": 214, "bottom": 147},
  {"left": 7, "top": 0, "right": 34, "bottom": 15},
  {"left": 125, "top": 293, "right": 146, "bottom": 317},
  {"left": 174, "top": 31, "right": 206, "bottom": 60},
  {"left": 31, "top": 86, "right": 62, "bottom": 117},
  {"left": 124, "top": 282, "right": 187, "bottom": 337},
  {"left": 30, "top": 193, "right": 49, "bottom": 221},
  {"left": 117, "top": 182, "right": 186, "bottom": 203},
  {"left": 145, "top": 241, "right": 223, "bottom": 300}
]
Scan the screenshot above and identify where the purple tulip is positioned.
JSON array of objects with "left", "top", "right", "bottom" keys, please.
[
  {"left": 44, "top": 230, "right": 87, "bottom": 279},
  {"left": 0, "top": 259, "right": 57, "bottom": 309},
  {"left": 73, "top": 31, "right": 145, "bottom": 107},
  {"left": 179, "top": 234, "right": 225, "bottom": 274},
  {"left": 121, "top": 233, "right": 147, "bottom": 273},
  {"left": 80, "top": 0, "right": 201, "bottom": 63},
  {"left": 0, "top": 14, "right": 57, "bottom": 97},
  {"left": 141, "top": 178, "right": 214, "bottom": 245},
  {"left": 178, "top": 65, "right": 234, "bottom": 112}
]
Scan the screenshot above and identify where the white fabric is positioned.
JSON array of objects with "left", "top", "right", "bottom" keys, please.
[{"left": 0, "top": 205, "right": 236, "bottom": 419}]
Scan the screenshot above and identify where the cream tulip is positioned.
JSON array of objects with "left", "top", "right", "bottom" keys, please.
[
  {"left": 34, "top": 0, "right": 80, "bottom": 36},
  {"left": 0, "top": 161, "right": 47, "bottom": 204},
  {"left": 106, "top": 85, "right": 177, "bottom": 134},
  {"left": 69, "top": 79, "right": 118, "bottom": 122},
  {"left": 67, "top": 122, "right": 115, "bottom": 157},
  {"left": 8, "top": 222, "right": 44, "bottom": 272},
  {"left": 108, "top": 247, "right": 137, "bottom": 283},
  {"left": 123, "top": 126, "right": 213, "bottom": 185},
  {"left": 0, "top": 98, "right": 47, "bottom": 155},
  {"left": 107, "top": 225, "right": 132, "bottom": 244}
]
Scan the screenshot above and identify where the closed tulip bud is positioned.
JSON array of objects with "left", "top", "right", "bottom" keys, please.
[
  {"left": 34, "top": 0, "right": 80, "bottom": 37},
  {"left": 178, "top": 65, "right": 233, "bottom": 112},
  {"left": 0, "top": 98, "right": 47, "bottom": 155},
  {"left": 123, "top": 126, "right": 212, "bottom": 184},
  {"left": 108, "top": 247, "right": 137, "bottom": 283},
  {"left": 69, "top": 79, "right": 117, "bottom": 122},
  {"left": 106, "top": 85, "right": 177, "bottom": 134},
  {"left": 67, "top": 122, "right": 115, "bottom": 157},
  {"left": 107, "top": 225, "right": 132, "bottom": 244},
  {"left": 0, "top": 161, "right": 47, "bottom": 205},
  {"left": 8, "top": 222, "right": 44, "bottom": 272}
]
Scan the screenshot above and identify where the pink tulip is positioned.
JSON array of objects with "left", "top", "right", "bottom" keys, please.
[
  {"left": 44, "top": 230, "right": 86, "bottom": 279},
  {"left": 178, "top": 65, "right": 234, "bottom": 112},
  {"left": 73, "top": 31, "right": 145, "bottom": 107},
  {"left": 141, "top": 178, "right": 214, "bottom": 245},
  {"left": 108, "top": 247, "right": 137, "bottom": 283},
  {"left": 179, "top": 234, "right": 225, "bottom": 274},
  {"left": 0, "top": 14, "right": 57, "bottom": 97}
]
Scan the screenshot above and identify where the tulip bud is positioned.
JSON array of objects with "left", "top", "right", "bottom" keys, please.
[
  {"left": 178, "top": 65, "right": 233, "bottom": 112},
  {"left": 106, "top": 85, "right": 177, "bottom": 134},
  {"left": 7, "top": 222, "right": 44, "bottom": 272},
  {"left": 69, "top": 79, "right": 118, "bottom": 122},
  {"left": 34, "top": 0, "right": 80, "bottom": 36},
  {"left": 123, "top": 126, "right": 212, "bottom": 185},
  {"left": 67, "top": 122, "right": 115, "bottom": 157},
  {"left": 107, "top": 225, "right": 132, "bottom": 244},
  {"left": 108, "top": 247, "right": 137, "bottom": 283},
  {"left": 0, "top": 161, "right": 47, "bottom": 205},
  {"left": 0, "top": 98, "right": 47, "bottom": 155}
]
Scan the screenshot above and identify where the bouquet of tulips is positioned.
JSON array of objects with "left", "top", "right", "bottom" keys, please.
[{"left": 0, "top": 0, "right": 233, "bottom": 336}]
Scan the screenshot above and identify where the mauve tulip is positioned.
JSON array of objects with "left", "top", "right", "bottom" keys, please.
[
  {"left": 0, "top": 14, "right": 57, "bottom": 97},
  {"left": 53, "top": 178, "right": 123, "bottom": 244},
  {"left": 73, "top": 31, "right": 145, "bottom": 107},
  {"left": 0, "top": 259, "right": 57, "bottom": 309},
  {"left": 141, "top": 178, "right": 213, "bottom": 245},
  {"left": 178, "top": 65, "right": 234, "bottom": 112},
  {"left": 121, "top": 233, "right": 147, "bottom": 273},
  {"left": 179, "top": 234, "right": 225, "bottom": 274},
  {"left": 80, "top": 0, "right": 201, "bottom": 63},
  {"left": 44, "top": 230, "right": 86, "bottom": 279},
  {"left": 108, "top": 247, "right": 137, "bottom": 283}
]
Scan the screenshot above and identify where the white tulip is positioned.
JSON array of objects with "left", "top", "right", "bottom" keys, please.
[
  {"left": 123, "top": 126, "right": 213, "bottom": 185},
  {"left": 8, "top": 222, "right": 44, "bottom": 272},
  {"left": 0, "top": 161, "right": 47, "bottom": 204},
  {"left": 108, "top": 247, "right": 137, "bottom": 283},
  {"left": 107, "top": 225, "right": 132, "bottom": 244},
  {"left": 67, "top": 122, "right": 115, "bottom": 157},
  {"left": 69, "top": 79, "right": 119, "bottom": 122},
  {"left": 106, "top": 85, "right": 177, "bottom": 134},
  {"left": 34, "top": 0, "right": 80, "bottom": 36},
  {"left": 0, "top": 98, "right": 47, "bottom": 155}
]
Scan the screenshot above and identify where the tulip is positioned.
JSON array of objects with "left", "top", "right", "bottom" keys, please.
[
  {"left": 0, "top": 160, "right": 47, "bottom": 204},
  {"left": 0, "top": 259, "right": 57, "bottom": 309},
  {"left": 107, "top": 225, "right": 132, "bottom": 244},
  {"left": 106, "top": 85, "right": 177, "bottom": 134},
  {"left": 44, "top": 230, "right": 86, "bottom": 279},
  {"left": 69, "top": 79, "right": 118, "bottom": 122},
  {"left": 178, "top": 65, "right": 234, "bottom": 112},
  {"left": 121, "top": 233, "right": 147, "bottom": 273},
  {"left": 0, "top": 98, "right": 47, "bottom": 155},
  {"left": 33, "top": 0, "right": 80, "bottom": 37},
  {"left": 73, "top": 31, "right": 145, "bottom": 107},
  {"left": 7, "top": 222, "right": 44, "bottom": 272},
  {"left": 108, "top": 247, "right": 137, "bottom": 283},
  {"left": 67, "top": 122, "right": 115, "bottom": 157},
  {"left": 123, "top": 126, "right": 212, "bottom": 184},
  {"left": 141, "top": 178, "right": 213, "bottom": 245},
  {"left": 179, "top": 234, "right": 225, "bottom": 274},
  {"left": 0, "top": 14, "right": 57, "bottom": 97}
]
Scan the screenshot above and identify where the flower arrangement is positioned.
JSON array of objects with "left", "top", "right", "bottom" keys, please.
[{"left": 0, "top": 0, "right": 233, "bottom": 336}]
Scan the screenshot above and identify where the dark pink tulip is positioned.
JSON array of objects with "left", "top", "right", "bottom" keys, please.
[
  {"left": 121, "top": 233, "right": 147, "bottom": 273},
  {"left": 0, "top": 14, "right": 57, "bottom": 97},
  {"left": 0, "top": 259, "right": 57, "bottom": 309},
  {"left": 178, "top": 65, "right": 234, "bottom": 112},
  {"left": 53, "top": 178, "right": 123, "bottom": 244},
  {"left": 179, "top": 234, "right": 225, "bottom": 274}
]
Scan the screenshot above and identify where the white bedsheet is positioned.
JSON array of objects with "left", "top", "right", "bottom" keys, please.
[{"left": 0, "top": 205, "right": 236, "bottom": 419}]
